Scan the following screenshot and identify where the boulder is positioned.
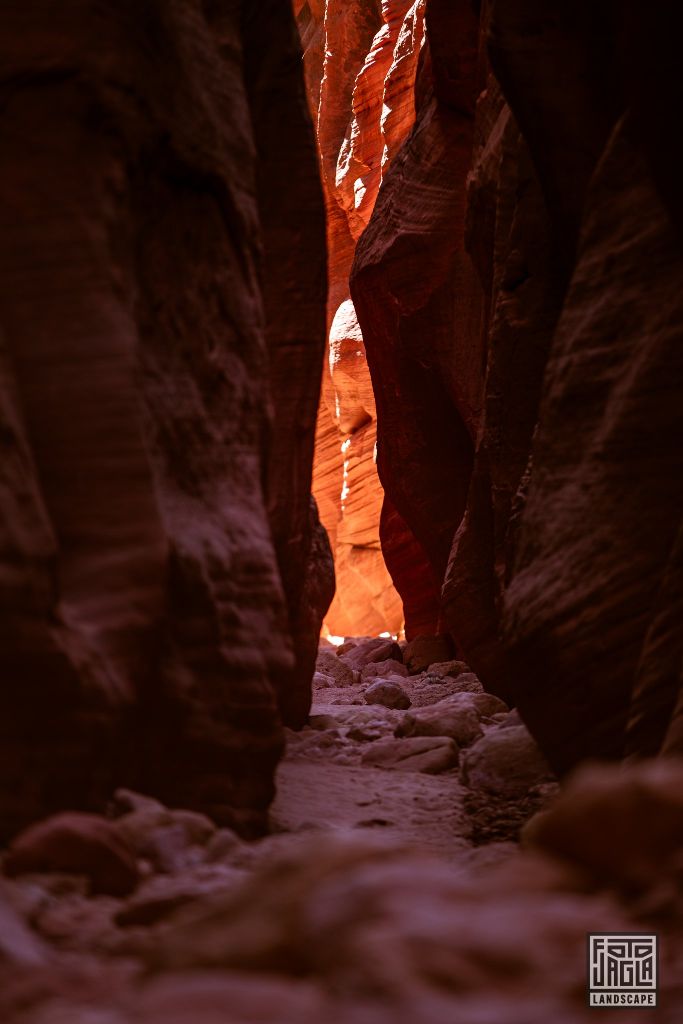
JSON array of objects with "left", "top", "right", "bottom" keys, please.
[
  {"left": 396, "top": 695, "right": 488, "bottom": 746},
  {"left": 364, "top": 680, "right": 411, "bottom": 710},
  {"left": 420, "top": 671, "right": 484, "bottom": 695},
  {"left": 4, "top": 813, "right": 139, "bottom": 896},
  {"left": 361, "top": 736, "right": 459, "bottom": 773},
  {"left": 524, "top": 759, "right": 683, "bottom": 893},
  {"left": 312, "top": 671, "right": 337, "bottom": 690},
  {"left": 403, "top": 635, "right": 456, "bottom": 674},
  {"left": 315, "top": 651, "right": 357, "bottom": 688},
  {"left": 360, "top": 659, "right": 408, "bottom": 681},
  {"left": 340, "top": 637, "right": 403, "bottom": 669},
  {"left": 312, "top": 704, "right": 402, "bottom": 742},
  {"left": 461, "top": 725, "right": 553, "bottom": 798},
  {"left": 111, "top": 792, "right": 215, "bottom": 875},
  {"left": 427, "top": 660, "right": 472, "bottom": 679}
]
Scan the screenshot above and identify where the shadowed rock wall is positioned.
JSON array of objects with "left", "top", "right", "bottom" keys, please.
[
  {"left": 0, "top": 0, "right": 332, "bottom": 839},
  {"left": 352, "top": 0, "right": 483, "bottom": 645},
  {"left": 350, "top": 0, "right": 683, "bottom": 767}
]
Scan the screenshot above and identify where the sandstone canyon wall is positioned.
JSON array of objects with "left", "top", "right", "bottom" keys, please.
[
  {"left": 1, "top": 0, "right": 681, "bottom": 848},
  {"left": 0, "top": 0, "right": 332, "bottom": 840},
  {"left": 297, "top": 0, "right": 433, "bottom": 638},
  {"left": 350, "top": 0, "right": 683, "bottom": 769}
]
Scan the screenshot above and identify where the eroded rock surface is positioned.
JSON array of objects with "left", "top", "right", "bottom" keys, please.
[
  {"left": 0, "top": 0, "right": 331, "bottom": 837},
  {"left": 296, "top": 0, "right": 431, "bottom": 636},
  {"left": 364, "top": 679, "right": 411, "bottom": 710},
  {"left": 347, "top": 0, "right": 683, "bottom": 765}
]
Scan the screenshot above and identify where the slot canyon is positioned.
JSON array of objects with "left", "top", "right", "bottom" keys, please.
[{"left": 1, "top": 1, "right": 682, "bottom": 1021}]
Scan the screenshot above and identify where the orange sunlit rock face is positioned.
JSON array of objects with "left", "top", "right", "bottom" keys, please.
[{"left": 296, "top": 0, "right": 427, "bottom": 637}]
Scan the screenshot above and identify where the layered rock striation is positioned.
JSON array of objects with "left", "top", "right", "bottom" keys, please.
[
  {"left": 352, "top": 0, "right": 484, "bottom": 645},
  {"left": 297, "top": 0, "right": 431, "bottom": 637},
  {"left": 349, "top": 0, "right": 683, "bottom": 767},
  {"left": 0, "top": 0, "right": 332, "bottom": 838}
]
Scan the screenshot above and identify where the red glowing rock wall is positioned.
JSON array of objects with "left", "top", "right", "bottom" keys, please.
[{"left": 298, "top": 0, "right": 430, "bottom": 637}]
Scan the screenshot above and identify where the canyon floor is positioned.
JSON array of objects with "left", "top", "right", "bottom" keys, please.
[{"left": 1, "top": 638, "right": 682, "bottom": 1023}]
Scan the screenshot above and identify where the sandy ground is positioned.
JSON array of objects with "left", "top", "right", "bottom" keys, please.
[
  {"left": 271, "top": 662, "right": 511, "bottom": 864},
  {"left": 272, "top": 760, "right": 471, "bottom": 860},
  {"left": 3, "top": 645, "right": 683, "bottom": 1022}
]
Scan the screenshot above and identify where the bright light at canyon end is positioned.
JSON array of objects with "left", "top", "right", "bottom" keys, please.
[{"left": 324, "top": 632, "right": 345, "bottom": 647}]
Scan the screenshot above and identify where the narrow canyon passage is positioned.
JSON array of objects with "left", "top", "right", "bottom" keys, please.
[{"left": 1, "top": 1, "right": 683, "bottom": 1022}]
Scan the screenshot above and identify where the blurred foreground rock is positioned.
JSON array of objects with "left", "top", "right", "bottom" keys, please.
[{"left": 2, "top": 784, "right": 683, "bottom": 1023}]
